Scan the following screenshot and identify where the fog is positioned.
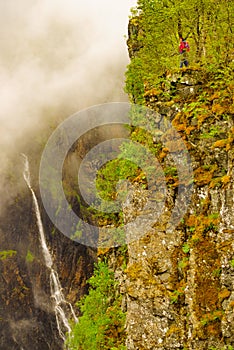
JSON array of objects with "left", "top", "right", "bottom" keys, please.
[{"left": 0, "top": 0, "right": 136, "bottom": 206}]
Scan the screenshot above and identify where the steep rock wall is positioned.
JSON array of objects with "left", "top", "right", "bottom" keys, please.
[
  {"left": 0, "top": 147, "right": 96, "bottom": 349},
  {"left": 122, "top": 70, "right": 234, "bottom": 349}
]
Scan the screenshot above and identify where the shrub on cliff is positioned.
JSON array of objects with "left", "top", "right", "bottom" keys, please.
[{"left": 66, "top": 260, "right": 126, "bottom": 350}]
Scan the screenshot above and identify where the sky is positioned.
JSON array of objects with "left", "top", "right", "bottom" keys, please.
[{"left": 0, "top": 0, "right": 137, "bottom": 207}]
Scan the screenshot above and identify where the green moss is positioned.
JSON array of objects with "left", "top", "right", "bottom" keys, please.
[
  {"left": 178, "top": 257, "right": 189, "bottom": 270},
  {"left": 200, "top": 310, "right": 223, "bottom": 326},
  {"left": 212, "top": 268, "right": 222, "bottom": 277},
  {"left": 186, "top": 214, "right": 220, "bottom": 238},
  {"left": 182, "top": 243, "right": 190, "bottom": 254},
  {"left": 0, "top": 250, "right": 17, "bottom": 260},
  {"left": 25, "top": 250, "right": 35, "bottom": 263},
  {"left": 164, "top": 166, "right": 178, "bottom": 177},
  {"left": 170, "top": 286, "right": 185, "bottom": 304},
  {"left": 201, "top": 126, "right": 221, "bottom": 139}
]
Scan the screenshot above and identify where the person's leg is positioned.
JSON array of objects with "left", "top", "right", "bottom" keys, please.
[
  {"left": 180, "top": 53, "right": 186, "bottom": 68},
  {"left": 184, "top": 52, "right": 189, "bottom": 67},
  {"left": 180, "top": 53, "right": 183, "bottom": 68}
]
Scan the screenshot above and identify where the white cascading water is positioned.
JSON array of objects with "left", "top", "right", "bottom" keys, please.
[{"left": 22, "top": 154, "right": 78, "bottom": 342}]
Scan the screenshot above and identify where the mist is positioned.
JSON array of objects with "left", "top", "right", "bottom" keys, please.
[{"left": 0, "top": 0, "right": 136, "bottom": 208}]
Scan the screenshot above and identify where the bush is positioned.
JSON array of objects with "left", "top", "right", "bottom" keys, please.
[{"left": 66, "top": 261, "right": 126, "bottom": 350}]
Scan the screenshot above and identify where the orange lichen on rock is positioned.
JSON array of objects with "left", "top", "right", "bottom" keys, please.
[
  {"left": 186, "top": 214, "right": 220, "bottom": 239},
  {"left": 218, "top": 288, "right": 231, "bottom": 302},
  {"left": 175, "top": 124, "right": 186, "bottom": 132},
  {"left": 193, "top": 238, "right": 222, "bottom": 338},
  {"left": 221, "top": 175, "right": 231, "bottom": 184},
  {"left": 213, "top": 139, "right": 229, "bottom": 148},
  {"left": 213, "top": 137, "right": 233, "bottom": 151},
  {"left": 185, "top": 125, "right": 196, "bottom": 135},
  {"left": 212, "top": 103, "right": 226, "bottom": 115},
  {"left": 144, "top": 88, "right": 161, "bottom": 97},
  {"left": 194, "top": 166, "right": 217, "bottom": 186}
]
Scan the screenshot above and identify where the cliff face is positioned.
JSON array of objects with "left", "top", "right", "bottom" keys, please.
[
  {"left": 0, "top": 115, "right": 128, "bottom": 349},
  {"left": 0, "top": 151, "right": 96, "bottom": 350},
  {"left": 121, "top": 68, "right": 234, "bottom": 349}
]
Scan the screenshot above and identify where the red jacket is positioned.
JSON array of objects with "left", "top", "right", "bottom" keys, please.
[{"left": 179, "top": 40, "right": 190, "bottom": 54}]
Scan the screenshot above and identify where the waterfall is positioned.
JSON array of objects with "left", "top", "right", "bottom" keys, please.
[{"left": 22, "top": 154, "right": 78, "bottom": 342}]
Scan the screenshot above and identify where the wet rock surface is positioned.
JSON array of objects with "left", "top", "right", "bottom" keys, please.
[
  {"left": 121, "top": 70, "right": 234, "bottom": 349},
  {"left": 0, "top": 160, "right": 96, "bottom": 349}
]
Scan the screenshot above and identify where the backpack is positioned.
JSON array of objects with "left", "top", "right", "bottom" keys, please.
[{"left": 180, "top": 40, "right": 190, "bottom": 53}]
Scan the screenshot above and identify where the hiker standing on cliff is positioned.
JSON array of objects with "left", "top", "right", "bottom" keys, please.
[{"left": 179, "top": 37, "right": 190, "bottom": 68}]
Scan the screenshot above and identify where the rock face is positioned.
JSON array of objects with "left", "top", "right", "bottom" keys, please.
[
  {"left": 0, "top": 190, "right": 96, "bottom": 350},
  {"left": 0, "top": 146, "right": 96, "bottom": 349},
  {"left": 0, "top": 112, "right": 128, "bottom": 349},
  {"left": 121, "top": 69, "right": 234, "bottom": 349}
]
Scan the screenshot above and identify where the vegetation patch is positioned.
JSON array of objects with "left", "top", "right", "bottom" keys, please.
[
  {"left": 25, "top": 250, "right": 35, "bottom": 263},
  {"left": 0, "top": 250, "right": 17, "bottom": 260},
  {"left": 66, "top": 261, "right": 126, "bottom": 350}
]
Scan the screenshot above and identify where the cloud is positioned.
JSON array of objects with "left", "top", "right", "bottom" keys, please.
[{"left": 0, "top": 0, "right": 136, "bottom": 203}]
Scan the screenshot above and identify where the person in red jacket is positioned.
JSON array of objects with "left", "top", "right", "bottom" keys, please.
[{"left": 179, "top": 37, "right": 190, "bottom": 68}]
